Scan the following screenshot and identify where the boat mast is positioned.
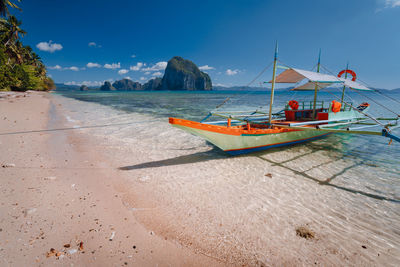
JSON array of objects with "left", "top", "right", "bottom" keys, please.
[
  {"left": 268, "top": 42, "right": 278, "bottom": 127},
  {"left": 312, "top": 49, "right": 321, "bottom": 119},
  {"left": 340, "top": 62, "right": 349, "bottom": 105}
]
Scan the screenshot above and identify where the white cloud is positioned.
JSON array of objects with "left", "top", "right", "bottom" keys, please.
[
  {"left": 214, "top": 83, "right": 228, "bottom": 87},
  {"left": 199, "top": 65, "right": 215, "bottom": 71},
  {"left": 142, "top": 61, "right": 167, "bottom": 72},
  {"left": 65, "top": 80, "right": 104, "bottom": 86},
  {"left": 104, "top": 62, "right": 121, "bottom": 69},
  {"left": 86, "top": 62, "right": 101, "bottom": 68},
  {"left": 140, "top": 77, "right": 147, "bottom": 81},
  {"left": 118, "top": 69, "right": 129, "bottom": 75},
  {"left": 130, "top": 62, "right": 144, "bottom": 71},
  {"left": 88, "top": 42, "right": 101, "bottom": 48},
  {"left": 152, "top": 71, "right": 163, "bottom": 77},
  {"left": 67, "top": 66, "right": 79, "bottom": 71},
  {"left": 385, "top": 0, "right": 400, "bottom": 8},
  {"left": 36, "top": 41, "right": 63, "bottom": 53},
  {"left": 48, "top": 65, "right": 62, "bottom": 70},
  {"left": 48, "top": 65, "right": 79, "bottom": 71},
  {"left": 226, "top": 69, "right": 239, "bottom": 76},
  {"left": 131, "top": 54, "right": 136, "bottom": 58},
  {"left": 144, "top": 71, "right": 150, "bottom": 75},
  {"left": 64, "top": 81, "right": 77, "bottom": 85}
]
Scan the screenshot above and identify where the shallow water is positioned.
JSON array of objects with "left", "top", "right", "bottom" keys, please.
[{"left": 53, "top": 90, "right": 400, "bottom": 265}]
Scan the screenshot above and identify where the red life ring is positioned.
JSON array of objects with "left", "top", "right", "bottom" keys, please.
[
  {"left": 338, "top": 69, "right": 357, "bottom": 81},
  {"left": 288, "top": 100, "right": 299, "bottom": 110},
  {"left": 331, "top": 100, "right": 341, "bottom": 113}
]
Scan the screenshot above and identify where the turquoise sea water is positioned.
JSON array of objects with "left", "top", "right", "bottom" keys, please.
[
  {"left": 56, "top": 89, "right": 400, "bottom": 175},
  {"left": 53, "top": 89, "right": 400, "bottom": 264}
]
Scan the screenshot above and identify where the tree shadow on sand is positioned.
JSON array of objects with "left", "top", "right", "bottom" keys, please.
[{"left": 119, "top": 141, "right": 400, "bottom": 203}]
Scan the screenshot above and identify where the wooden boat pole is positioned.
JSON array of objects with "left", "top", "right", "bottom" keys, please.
[
  {"left": 340, "top": 62, "right": 349, "bottom": 105},
  {"left": 278, "top": 124, "right": 382, "bottom": 136},
  {"left": 268, "top": 42, "right": 278, "bottom": 127},
  {"left": 312, "top": 49, "right": 321, "bottom": 119}
]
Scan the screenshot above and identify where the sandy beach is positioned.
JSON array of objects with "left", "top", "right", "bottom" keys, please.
[
  {"left": 0, "top": 92, "right": 223, "bottom": 266},
  {"left": 1, "top": 91, "right": 399, "bottom": 266}
]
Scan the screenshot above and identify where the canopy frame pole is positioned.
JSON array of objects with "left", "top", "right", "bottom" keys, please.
[
  {"left": 312, "top": 49, "right": 321, "bottom": 119},
  {"left": 340, "top": 62, "right": 349, "bottom": 105},
  {"left": 268, "top": 42, "right": 278, "bottom": 127}
]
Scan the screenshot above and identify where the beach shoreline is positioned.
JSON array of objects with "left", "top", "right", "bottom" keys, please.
[{"left": 0, "top": 92, "right": 224, "bottom": 266}]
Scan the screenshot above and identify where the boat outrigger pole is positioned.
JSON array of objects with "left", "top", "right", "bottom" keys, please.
[
  {"left": 268, "top": 42, "right": 278, "bottom": 126},
  {"left": 312, "top": 49, "right": 321, "bottom": 119}
]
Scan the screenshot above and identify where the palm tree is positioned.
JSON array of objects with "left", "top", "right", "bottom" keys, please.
[
  {"left": 0, "top": 15, "right": 25, "bottom": 64},
  {"left": 3, "top": 15, "right": 26, "bottom": 46},
  {"left": 0, "top": 0, "right": 21, "bottom": 17}
]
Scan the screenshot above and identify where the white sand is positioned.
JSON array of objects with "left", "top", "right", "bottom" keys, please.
[
  {"left": 49, "top": 93, "right": 400, "bottom": 266},
  {"left": 0, "top": 92, "right": 223, "bottom": 266}
]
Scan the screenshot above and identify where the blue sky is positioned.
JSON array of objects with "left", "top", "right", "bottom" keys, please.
[{"left": 12, "top": 0, "right": 400, "bottom": 89}]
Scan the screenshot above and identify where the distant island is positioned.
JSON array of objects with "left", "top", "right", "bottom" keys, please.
[
  {"left": 55, "top": 56, "right": 400, "bottom": 93},
  {"left": 63, "top": 56, "right": 212, "bottom": 92},
  {"left": 98, "top": 56, "right": 211, "bottom": 91}
]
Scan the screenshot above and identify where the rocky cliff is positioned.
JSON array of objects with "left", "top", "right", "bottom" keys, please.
[
  {"left": 79, "top": 85, "right": 89, "bottom": 91},
  {"left": 99, "top": 81, "right": 116, "bottom": 91},
  {"left": 142, "top": 77, "right": 162, "bottom": 90},
  {"left": 112, "top": 79, "right": 142, "bottom": 90},
  {"left": 161, "top": 56, "right": 212, "bottom": 90}
]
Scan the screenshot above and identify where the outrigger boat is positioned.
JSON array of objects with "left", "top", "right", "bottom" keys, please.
[{"left": 169, "top": 44, "right": 400, "bottom": 155}]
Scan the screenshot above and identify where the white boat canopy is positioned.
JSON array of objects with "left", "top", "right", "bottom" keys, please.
[
  {"left": 270, "top": 68, "right": 371, "bottom": 91},
  {"left": 338, "top": 77, "right": 371, "bottom": 91}
]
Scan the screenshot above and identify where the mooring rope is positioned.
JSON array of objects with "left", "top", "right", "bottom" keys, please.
[{"left": 0, "top": 120, "right": 160, "bottom": 136}]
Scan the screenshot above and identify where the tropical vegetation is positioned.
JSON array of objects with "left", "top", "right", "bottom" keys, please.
[{"left": 0, "top": 0, "right": 54, "bottom": 91}]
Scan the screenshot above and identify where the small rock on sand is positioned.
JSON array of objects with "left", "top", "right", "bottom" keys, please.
[
  {"left": 2, "top": 163, "right": 15, "bottom": 168},
  {"left": 23, "top": 208, "right": 37, "bottom": 217},
  {"left": 46, "top": 248, "right": 56, "bottom": 258},
  {"left": 109, "top": 231, "right": 116, "bottom": 241},
  {"left": 296, "top": 226, "right": 315, "bottom": 239}
]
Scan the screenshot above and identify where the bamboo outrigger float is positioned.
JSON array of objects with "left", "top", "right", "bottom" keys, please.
[{"left": 169, "top": 44, "right": 400, "bottom": 155}]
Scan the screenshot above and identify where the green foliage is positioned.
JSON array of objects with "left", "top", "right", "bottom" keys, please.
[
  {"left": 0, "top": 10, "right": 53, "bottom": 91},
  {"left": 1, "top": 0, "right": 21, "bottom": 18}
]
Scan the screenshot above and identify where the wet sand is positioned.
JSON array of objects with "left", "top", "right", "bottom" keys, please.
[{"left": 0, "top": 92, "right": 223, "bottom": 266}]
